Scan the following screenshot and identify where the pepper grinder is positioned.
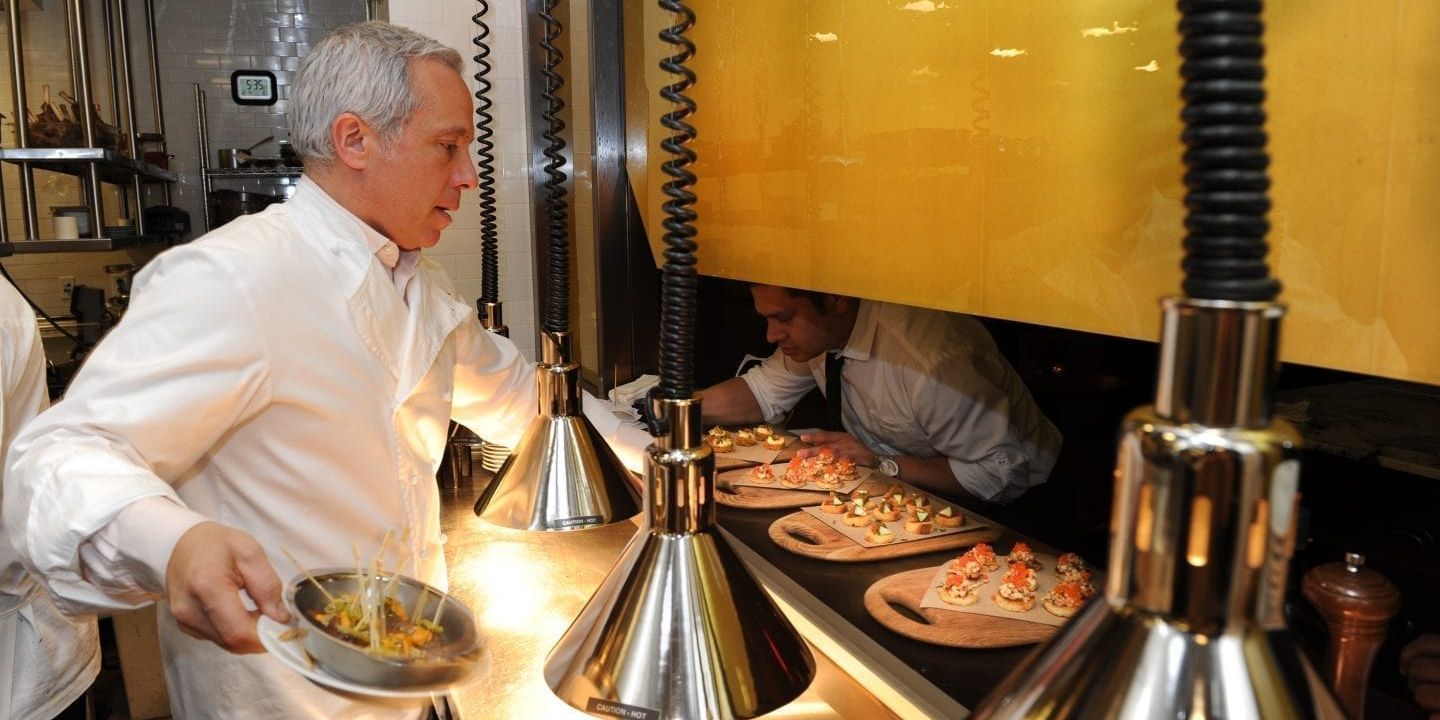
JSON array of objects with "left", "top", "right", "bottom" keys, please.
[{"left": 1302, "top": 552, "right": 1402, "bottom": 720}]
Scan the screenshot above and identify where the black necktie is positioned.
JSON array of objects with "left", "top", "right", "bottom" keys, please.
[{"left": 824, "top": 352, "right": 845, "bottom": 432}]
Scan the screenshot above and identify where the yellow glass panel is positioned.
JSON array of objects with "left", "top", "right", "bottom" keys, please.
[{"left": 631, "top": 1, "right": 1440, "bottom": 386}]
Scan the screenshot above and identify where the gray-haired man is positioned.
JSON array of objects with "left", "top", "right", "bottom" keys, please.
[{"left": 3, "top": 22, "right": 635, "bottom": 719}]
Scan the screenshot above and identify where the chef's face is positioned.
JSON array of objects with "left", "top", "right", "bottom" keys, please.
[
  {"left": 364, "top": 58, "right": 478, "bottom": 250},
  {"left": 751, "top": 285, "right": 851, "bottom": 363}
]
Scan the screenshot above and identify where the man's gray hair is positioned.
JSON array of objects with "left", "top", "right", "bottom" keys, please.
[{"left": 289, "top": 21, "right": 463, "bottom": 166}]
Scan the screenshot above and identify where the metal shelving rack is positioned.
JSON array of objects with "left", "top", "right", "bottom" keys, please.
[
  {"left": 194, "top": 84, "right": 303, "bottom": 232},
  {"left": 0, "top": 0, "right": 176, "bottom": 254}
]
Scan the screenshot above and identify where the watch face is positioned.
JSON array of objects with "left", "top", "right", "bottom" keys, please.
[{"left": 880, "top": 457, "right": 899, "bottom": 477}]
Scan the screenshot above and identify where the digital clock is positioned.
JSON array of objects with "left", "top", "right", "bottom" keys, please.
[{"left": 231, "top": 70, "right": 278, "bottom": 106}]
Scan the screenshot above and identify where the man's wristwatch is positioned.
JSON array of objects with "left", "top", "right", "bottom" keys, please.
[{"left": 877, "top": 454, "right": 900, "bottom": 479}]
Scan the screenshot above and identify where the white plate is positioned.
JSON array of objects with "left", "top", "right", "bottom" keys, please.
[{"left": 257, "top": 615, "right": 450, "bottom": 699}]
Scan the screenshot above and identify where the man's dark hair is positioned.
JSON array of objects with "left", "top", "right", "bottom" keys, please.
[{"left": 751, "top": 283, "right": 831, "bottom": 315}]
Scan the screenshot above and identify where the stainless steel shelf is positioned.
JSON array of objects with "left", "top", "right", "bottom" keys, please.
[
  {"left": 3, "top": 235, "right": 170, "bottom": 253},
  {"left": 0, "top": 147, "right": 179, "bottom": 183},
  {"left": 203, "top": 166, "right": 304, "bottom": 178}
]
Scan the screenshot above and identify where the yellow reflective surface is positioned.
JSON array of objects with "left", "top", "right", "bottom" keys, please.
[{"left": 631, "top": 0, "right": 1440, "bottom": 385}]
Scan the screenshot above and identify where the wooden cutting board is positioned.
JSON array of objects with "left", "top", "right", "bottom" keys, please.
[
  {"left": 767, "top": 511, "right": 998, "bottom": 562},
  {"left": 715, "top": 472, "right": 887, "bottom": 510},
  {"left": 864, "top": 567, "right": 1056, "bottom": 648},
  {"left": 715, "top": 483, "right": 827, "bottom": 510}
]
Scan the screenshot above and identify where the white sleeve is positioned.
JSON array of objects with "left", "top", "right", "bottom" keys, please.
[
  {"left": 79, "top": 497, "right": 209, "bottom": 605},
  {"left": 739, "top": 350, "right": 817, "bottom": 421},
  {"left": 3, "top": 248, "right": 272, "bottom": 613},
  {"left": 450, "top": 324, "right": 650, "bottom": 474},
  {"left": 449, "top": 324, "right": 539, "bottom": 449},
  {"left": 907, "top": 348, "right": 1039, "bottom": 503},
  {"left": 1, "top": 283, "right": 51, "bottom": 596}
]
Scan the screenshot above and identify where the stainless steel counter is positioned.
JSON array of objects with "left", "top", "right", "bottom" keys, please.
[{"left": 438, "top": 477, "right": 941, "bottom": 719}]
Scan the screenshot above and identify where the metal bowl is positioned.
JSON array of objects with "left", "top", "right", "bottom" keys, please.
[{"left": 286, "top": 570, "right": 482, "bottom": 690}]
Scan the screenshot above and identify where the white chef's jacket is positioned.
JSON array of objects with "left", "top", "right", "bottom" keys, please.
[
  {"left": 0, "top": 276, "right": 100, "bottom": 720},
  {"left": 3, "top": 178, "right": 642, "bottom": 719},
  {"left": 742, "top": 300, "right": 1061, "bottom": 502}
]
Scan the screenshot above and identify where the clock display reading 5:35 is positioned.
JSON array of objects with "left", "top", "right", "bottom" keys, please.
[{"left": 231, "top": 70, "right": 277, "bottom": 106}]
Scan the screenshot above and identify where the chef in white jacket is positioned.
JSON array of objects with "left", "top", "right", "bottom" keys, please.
[
  {"left": 1, "top": 276, "right": 99, "bottom": 720},
  {"left": 3, "top": 22, "right": 640, "bottom": 720}
]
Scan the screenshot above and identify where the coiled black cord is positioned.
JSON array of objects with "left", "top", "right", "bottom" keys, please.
[
  {"left": 539, "top": 0, "right": 569, "bottom": 333},
  {"left": 472, "top": 0, "right": 499, "bottom": 306},
  {"left": 1177, "top": 0, "right": 1280, "bottom": 301},
  {"left": 655, "top": 0, "right": 698, "bottom": 401}
]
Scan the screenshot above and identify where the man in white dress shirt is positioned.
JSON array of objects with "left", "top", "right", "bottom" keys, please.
[
  {"left": 1, "top": 276, "right": 99, "bottom": 720},
  {"left": 3, "top": 22, "right": 641, "bottom": 720},
  {"left": 703, "top": 285, "right": 1061, "bottom": 502}
]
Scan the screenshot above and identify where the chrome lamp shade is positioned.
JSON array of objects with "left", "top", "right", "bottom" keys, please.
[
  {"left": 473, "top": 332, "right": 640, "bottom": 531},
  {"left": 971, "top": 300, "right": 1345, "bottom": 720},
  {"left": 544, "top": 396, "right": 815, "bottom": 719}
]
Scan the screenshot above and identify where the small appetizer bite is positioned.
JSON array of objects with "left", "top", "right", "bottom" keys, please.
[
  {"left": 933, "top": 505, "right": 965, "bottom": 529},
  {"left": 710, "top": 435, "right": 734, "bottom": 453},
  {"left": 763, "top": 433, "right": 786, "bottom": 450},
  {"left": 906, "top": 493, "right": 932, "bottom": 514},
  {"left": 820, "top": 491, "right": 848, "bottom": 514},
  {"left": 939, "top": 572, "right": 986, "bottom": 606},
  {"left": 734, "top": 429, "right": 756, "bottom": 446},
  {"left": 851, "top": 489, "right": 871, "bottom": 507},
  {"left": 835, "top": 457, "right": 857, "bottom": 479},
  {"left": 993, "top": 565, "right": 1038, "bottom": 612},
  {"left": 1007, "top": 541, "right": 1041, "bottom": 570},
  {"left": 749, "top": 463, "right": 775, "bottom": 484},
  {"left": 753, "top": 425, "right": 774, "bottom": 439},
  {"left": 881, "top": 483, "right": 904, "bottom": 499},
  {"left": 708, "top": 426, "right": 730, "bottom": 440},
  {"left": 871, "top": 500, "right": 901, "bottom": 522},
  {"left": 970, "top": 542, "right": 1000, "bottom": 572},
  {"left": 815, "top": 447, "right": 835, "bottom": 465},
  {"left": 865, "top": 521, "right": 895, "bottom": 545},
  {"left": 1042, "top": 579, "right": 1089, "bottom": 618},
  {"left": 904, "top": 509, "right": 933, "bottom": 535},
  {"left": 1055, "top": 552, "right": 1088, "bottom": 580},
  {"left": 843, "top": 502, "right": 872, "bottom": 527},
  {"left": 948, "top": 551, "right": 988, "bottom": 581},
  {"left": 815, "top": 470, "right": 842, "bottom": 490}
]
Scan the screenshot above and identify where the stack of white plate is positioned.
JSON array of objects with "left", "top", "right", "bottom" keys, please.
[{"left": 479, "top": 441, "right": 511, "bottom": 473}]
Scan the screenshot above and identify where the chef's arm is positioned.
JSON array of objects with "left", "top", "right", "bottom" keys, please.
[{"left": 699, "top": 377, "right": 765, "bottom": 425}]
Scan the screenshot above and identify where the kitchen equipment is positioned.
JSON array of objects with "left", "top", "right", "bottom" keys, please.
[
  {"left": 208, "top": 189, "right": 280, "bottom": 227},
  {"left": 51, "top": 206, "right": 91, "bottom": 236},
  {"left": 545, "top": 6, "right": 816, "bottom": 717},
  {"left": 968, "top": 1, "right": 1346, "bottom": 717},
  {"left": 277, "top": 139, "right": 301, "bottom": 167},
  {"left": 52, "top": 215, "right": 79, "bottom": 240},
  {"left": 217, "top": 135, "right": 274, "bottom": 168},
  {"left": 1302, "top": 553, "right": 1402, "bottom": 720},
  {"left": 287, "top": 570, "right": 482, "bottom": 690},
  {"left": 142, "top": 205, "right": 191, "bottom": 239}
]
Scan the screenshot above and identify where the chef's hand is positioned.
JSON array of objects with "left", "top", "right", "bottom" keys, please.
[
  {"left": 166, "top": 521, "right": 291, "bottom": 654},
  {"left": 796, "top": 431, "right": 878, "bottom": 466},
  {"left": 1402, "top": 634, "right": 1440, "bottom": 718}
]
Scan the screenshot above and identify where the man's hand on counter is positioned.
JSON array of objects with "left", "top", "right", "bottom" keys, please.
[
  {"left": 795, "top": 430, "right": 877, "bottom": 466},
  {"left": 1402, "top": 634, "right": 1440, "bottom": 718},
  {"left": 166, "top": 521, "right": 291, "bottom": 654}
]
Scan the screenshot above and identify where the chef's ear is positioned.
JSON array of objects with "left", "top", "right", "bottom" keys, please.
[{"left": 330, "top": 112, "right": 375, "bottom": 170}]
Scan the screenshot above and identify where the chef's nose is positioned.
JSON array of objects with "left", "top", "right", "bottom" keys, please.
[
  {"left": 765, "top": 321, "right": 784, "bottom": 344},
  {"left": 454, "top": 152, "right": 479, "bottom": 191}
]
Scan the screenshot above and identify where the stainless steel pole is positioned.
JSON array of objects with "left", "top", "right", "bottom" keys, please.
[
  {"left": 195, "top": 84, "right": 211, "bottom": 232},
  {"left": 7, "top": 0, "right": 38, "bottom": 239},
  {"left": 143, "top": 0, "right": 169, "bottom": 204},
  {"left": 66, "top": 0, "right": 105, "bottom": 239},
  {"left": 114, "top": 0, "right": 146, "bottom": 233}
]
